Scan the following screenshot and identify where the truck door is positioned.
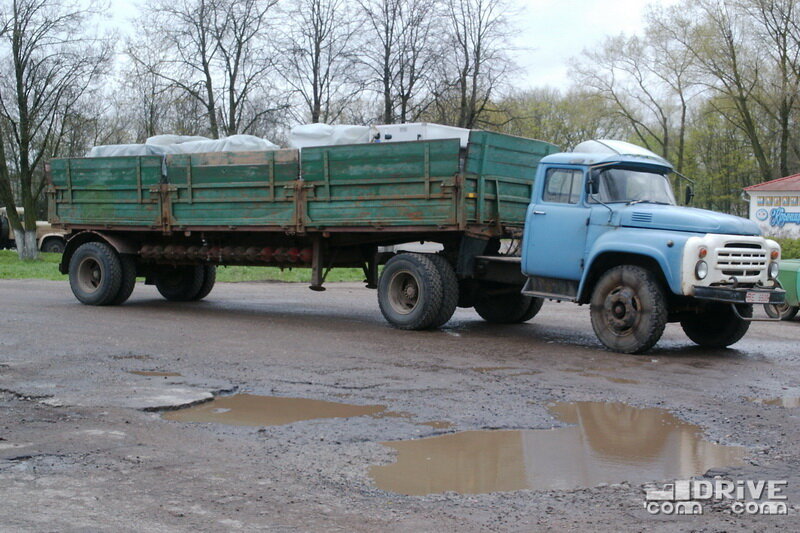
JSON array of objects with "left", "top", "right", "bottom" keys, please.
[{"left": 522, "top": 167, "right": 589, "bottom": 281}]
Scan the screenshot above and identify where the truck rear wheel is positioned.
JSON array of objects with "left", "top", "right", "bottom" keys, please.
[
  {"left": 110, "top": 255, "right": 137, "bottom": 305},
  {"left": 192, "top": 265, "right": 217, "bottom": 301},
  {"left": 590, "top": 265, "right": 667, "bottom": 354},
  {"left": 681, "top": 304, "right": 751, "bottom": 348},
  {"left": 42, "top": 238, "right": 65, "bottom": 254},
  {"left": 474, "top": 290, "right": 543, "bottom": 324},
  {"left": 378, "top": 253, "right": 444, "bottom": 330},
  {"left": 68, "top": 242, "right": 123, "bottom": 306},
  {"left": 428, "top": 254, "right": 458, "bottom": 327},
  {"left": 155, "top": 265, "right": 204, "bottom": 301},
  {"left": 764, "top": 303, "right": 799, "bottom": 321}
]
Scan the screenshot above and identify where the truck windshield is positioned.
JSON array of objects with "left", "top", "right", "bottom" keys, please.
[{"left": 590, "top": 168, "right": 676, "bottom": 205}]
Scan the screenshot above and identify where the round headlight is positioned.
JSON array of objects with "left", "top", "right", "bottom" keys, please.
[
  {"left": 695, "top": 260, "right": 708, "bottom": 280},
  {"left": 769, "top": 261, "right": 779, "bottom": 279}
]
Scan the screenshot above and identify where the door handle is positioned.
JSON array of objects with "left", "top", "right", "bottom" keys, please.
[{"left": 533, "top": 210, "right": 546, "bottom": 215}]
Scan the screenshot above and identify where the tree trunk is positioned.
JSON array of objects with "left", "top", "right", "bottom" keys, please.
[{"left": 14, "top": 229, "right": 38, "bottom": 260}]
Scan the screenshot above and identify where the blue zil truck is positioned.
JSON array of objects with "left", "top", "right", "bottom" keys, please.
[{"left": 49, "top": 132, "right": 784, "bottom": 354}]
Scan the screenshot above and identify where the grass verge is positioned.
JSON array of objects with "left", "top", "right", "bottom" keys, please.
[{"left": 0, "top": 250, "right": 365, "bottom": 283}]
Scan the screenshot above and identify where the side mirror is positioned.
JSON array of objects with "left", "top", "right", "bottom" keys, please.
[
  {"left": 684, "top": 185, "right": 694, "bottom": 205},
  {"left": 586, "top": 174, "right": 600, "bottom": 195}
]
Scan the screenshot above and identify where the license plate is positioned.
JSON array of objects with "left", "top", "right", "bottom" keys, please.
[{"left": 745, "top": 291, "right": 771, "bottom": 304}]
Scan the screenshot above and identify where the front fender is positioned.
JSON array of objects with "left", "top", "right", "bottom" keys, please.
[{"left": 580, "top": 229, "right": 693, "bottom": 297}]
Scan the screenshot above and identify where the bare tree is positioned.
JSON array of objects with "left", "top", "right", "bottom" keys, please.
[
  {"left": 432, "top": 0, "right": 514, "bottom": 129},
  {"left": 278, "top": 0, "right": 362, "bottom": 124},
  {"left": 130, "top": 0, "right": 281, "bottom": 138},
  {"left": 0, "top": 0, "right": 112, "bottom": 259},
  {"left": 357, "top": 0, "right": 442, "bottom": 124}
]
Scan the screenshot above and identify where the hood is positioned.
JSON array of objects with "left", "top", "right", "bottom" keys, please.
[{"left": 617, "top": 204, "right": 760, "bottom": 235}]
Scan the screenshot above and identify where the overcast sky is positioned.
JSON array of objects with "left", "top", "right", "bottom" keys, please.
[
  {"left": 511, "top": 0, "right": 679, "bottom": 89},
  {"left": 110, "top": 0, "right": 677, "bottom": 91}
]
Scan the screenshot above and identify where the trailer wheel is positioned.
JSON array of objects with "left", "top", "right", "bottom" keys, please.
[
  {"left": 378, "top": 253, "right": 444, "bottom": 330},
  {"left": 110, "top": 255, "right": 137, "bottom": 305},
  {"left": 192, "top": 265, "right": 217, "bottom": 301},
  {"left": 428, "top": 254, "right": 458, "bottom": 327},
  {"left": 155, "top": 265, "right": 204, "bottom": 302},
  {"left": 764, "top": 303, "right": 799, "bottom": 321},
  {"left": 68, "top": 242, "right": 123, "bottom": 306},
  {"left": 590, "top": 265, "right": 667, "bottom": 354},
  {"left": 681, "top": 303, "right": 751, "bottom": 348}
]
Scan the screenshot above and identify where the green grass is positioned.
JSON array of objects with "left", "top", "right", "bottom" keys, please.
[{"left": 0, "top": 250, "right": 365, "bottom": 283}]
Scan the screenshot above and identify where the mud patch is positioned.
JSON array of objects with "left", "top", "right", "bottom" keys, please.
[
  {"left": 162, "top": 393, "right": 386, "bottom": 426},
  {"left": 563, "top": 368, "right": 639, "bottom": 385},
  {"left": 129, "top": 371, "right": 182, "bottom": 377},
  {"left": 370, "top": 401, "right": 745, "bottom": 495}
]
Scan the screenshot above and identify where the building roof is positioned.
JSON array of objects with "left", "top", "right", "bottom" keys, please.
[{"left": 744, "top": 173, "right": 800, "bottom": 192}]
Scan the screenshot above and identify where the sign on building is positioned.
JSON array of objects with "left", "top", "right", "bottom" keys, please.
[{"left": 745, "top": 175, "right": 800, "bottom": 239}]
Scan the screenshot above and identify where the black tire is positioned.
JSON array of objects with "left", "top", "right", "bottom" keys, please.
[
  {"left": 589, "top": 265, "right": 668, "bottom": 354},
  {"left": 68, "top": 242, "right": 123, "bottom": 306},
  {"left": 41, "top": 238, "right": 65, "bottom": 254},
  {"left": 192, "top": 265, "right": 217, "bottom": 301},
  {"left": 427, "top": 254, "right": 458, "bottom": 328},
  {"left": 155, "top": 265, "right": 205, "bottom": 301},
  {"left": 110, "top": 255, "right": 137, "bottom": 305},
  {"left": 474, "top": 289, "right": 543, "bottom": 324},
  {"left": 764, "top": 303, "right": 799, "bottom": 321},
  {"left": 681, "top": 303, "right": 752, "bottom": 348},
  {"left": 378, "top": 253, "right": 444, "bottom": 330}
]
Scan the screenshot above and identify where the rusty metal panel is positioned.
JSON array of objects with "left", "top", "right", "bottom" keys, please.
[
  {"left": 49, "top": 156, "right": 163, "bottom": 226},
  {"left": 301, "top": 139, "right": 461, "bottom": 228},
  {"left": 464, "top": 131, "right": 558, "bottom": 226},
  {"left": 165, "top": 149, "right": 299, "bottom": 228}
]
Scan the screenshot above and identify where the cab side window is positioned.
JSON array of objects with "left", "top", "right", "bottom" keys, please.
[{"left": 543, "top": 169, "right": 582, "bottom": 204}]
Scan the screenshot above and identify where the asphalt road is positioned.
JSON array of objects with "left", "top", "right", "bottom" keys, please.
[{"left": 1, "top": 279, "right": 799, "bottom": 531}]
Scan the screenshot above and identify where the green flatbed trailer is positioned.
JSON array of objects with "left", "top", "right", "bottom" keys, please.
[
  {"left": 766, "top": 259, "right": 800, "bottom": 320},
  {"left": 47, "top": 131, "right": 558, "bottom": 329}
]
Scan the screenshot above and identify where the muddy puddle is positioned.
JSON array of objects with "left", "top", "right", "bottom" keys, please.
[
  {"left": 129, "top": 371, "right": 182, "bottom": 377},
  {"left": 162, "top": 393, "right": 452, "bottom": 429},
  {"left": 749, "top": 396, "right": 800, "bottom": 408},
  {"left": 370, "top": 401, "right": 745, "bottom": 495}
]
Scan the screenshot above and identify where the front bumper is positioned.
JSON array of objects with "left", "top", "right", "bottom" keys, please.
[{"left": 693, "top": 285, "right": 785, "bottom": 304}]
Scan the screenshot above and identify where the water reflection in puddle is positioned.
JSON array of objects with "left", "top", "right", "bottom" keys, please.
[
  {"left": 749, "top": 396, "right": 800, "bottom": 408},
  {"left": 129, "top": 371, "right": 182, "bottom": 377},
  {"left": 163, "top": 394, "right": 386, "bottom": 426},
  {"left": 370, "top": 401, "right": 745, "bottom": 495}
]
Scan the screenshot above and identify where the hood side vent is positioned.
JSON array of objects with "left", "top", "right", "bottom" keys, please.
[{"left": 631, "top": 212, "right": 653, "bottom": 223}]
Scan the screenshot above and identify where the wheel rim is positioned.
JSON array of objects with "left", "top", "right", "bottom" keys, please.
[
  {"left": 603, "top": 285, "right": 642, "bottom": 337},
  {"left": 387, "top": 270, "right": 420, "bottom": 315},
  {"left": 77, "top": 257, "right": 104, "bottom": 293}
]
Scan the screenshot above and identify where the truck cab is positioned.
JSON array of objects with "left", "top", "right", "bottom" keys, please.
[{"left": 520, "top": 140, "right": 784, "bottom": 353}]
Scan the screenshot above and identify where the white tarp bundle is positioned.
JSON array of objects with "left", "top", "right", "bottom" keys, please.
[
  {"left": 86, "top": 134, "right": 279, "bottom": 158},
  {"left": 288, "top": 123, "right": 372, "bottom": 148}
]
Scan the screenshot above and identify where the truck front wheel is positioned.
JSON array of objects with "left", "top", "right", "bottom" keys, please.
[
  {"left": 68, "top": 242, "right": 123, "bottom": 306},
  {"left": 474, "top": 289, "right": 543, "bottom": 324},
  {"left": 590, "top": 265, "right": 668, "bottom": 354},
  {"left": 378, "top": 253, "right": 444, "bottom": 330},
  {"left": 681, "top": 304, "right": 751, "bottom": 348},
  {"left": 764, "top": 303, "right": 799, "bottom": 321},
  {"left": 155, "top": 265, "right": 205, "bottom": 301}
]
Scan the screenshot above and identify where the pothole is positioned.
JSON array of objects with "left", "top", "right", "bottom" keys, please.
[
  {"left": 748, "top": 396, "right": 800, "bottom": 408},
  {"left": 369, "top": 401, "right": 745, "bottom": 495},
  {"left": 162, "top": 393, "right": 452, "bottom": 430}
]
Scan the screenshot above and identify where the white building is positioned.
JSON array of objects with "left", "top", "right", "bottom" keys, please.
[{"left": 745, "top": 174, "right": 800, "bottom": 239}]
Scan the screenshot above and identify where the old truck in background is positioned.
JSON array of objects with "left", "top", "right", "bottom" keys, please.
[
  {"left": 46, "top": 131, "right": 784, "bottom": 353},
  {"left": 0, "top": 207, "right": 67, "bottom": 253}
]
